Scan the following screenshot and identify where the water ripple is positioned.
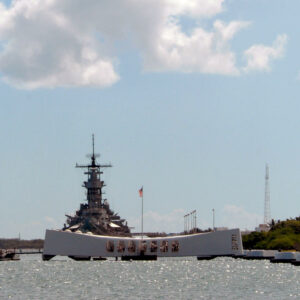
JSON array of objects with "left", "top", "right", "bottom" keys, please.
[{"left": 0, "top": 256, "right": 300, "bottom": 299}]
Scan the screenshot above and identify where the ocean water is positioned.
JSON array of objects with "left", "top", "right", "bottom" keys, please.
[{"left": 1, "top": 255, "right": 300, "bottom": 299}]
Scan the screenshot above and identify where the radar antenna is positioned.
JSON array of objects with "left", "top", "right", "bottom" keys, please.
[
  {"left": 92, "top": 134, "right": 96, "bottom": 161},
  {"left": 76, "top": 135, "right": 112, "bottom": 169}
]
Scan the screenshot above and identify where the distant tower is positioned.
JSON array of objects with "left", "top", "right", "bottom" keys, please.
[{"left": 264, "top": 164, "right": 271, "bottom": 224}]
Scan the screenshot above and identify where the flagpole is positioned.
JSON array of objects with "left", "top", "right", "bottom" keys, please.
[
  {"left": 141, "top": 188, "right": 144, "bottom": 240},
  {"left": 212, "top": 208, "right": 215, "bottom": 231},
  {"left": 139, "top": 186, "right": 144, "bottom": 240}
]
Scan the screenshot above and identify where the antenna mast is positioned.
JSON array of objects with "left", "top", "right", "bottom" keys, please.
[
  {"left": 92, "top": 134, "right": 94, "bottom": 154},
  {"left": 264, "top": 164, "right": 271, "bottom": 224}
]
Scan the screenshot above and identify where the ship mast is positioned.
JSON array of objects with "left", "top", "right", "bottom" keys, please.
[{"left": 76, "top": 135, "right": 112, "bottom": 208}]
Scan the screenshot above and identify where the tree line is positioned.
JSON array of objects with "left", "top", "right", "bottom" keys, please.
[
  {"left": 0, "top": 239, "right": 44, "bottom": 249},
  {"left": 243, "top": 217, "right": 300, "bottom": 250}
]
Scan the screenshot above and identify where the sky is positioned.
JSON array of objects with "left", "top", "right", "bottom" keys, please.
[{"left": 0, "top": 0, "right": 300, "bottom": 239}]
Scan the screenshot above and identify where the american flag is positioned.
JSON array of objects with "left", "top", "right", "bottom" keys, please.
[{"left": 139, "top": 186, "right": 143, "bottom": 197}]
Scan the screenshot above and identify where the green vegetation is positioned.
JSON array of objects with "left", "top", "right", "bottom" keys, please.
[
  {"left": 243, "top": 218, "right": 300, "bottom": 250},
  {"left": 0, "top": 239, "right": 44, "bottom": 249}
]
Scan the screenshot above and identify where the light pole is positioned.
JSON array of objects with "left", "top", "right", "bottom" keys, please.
[{"left": 212, "top": 208, "right": 215, "bottom": 231}]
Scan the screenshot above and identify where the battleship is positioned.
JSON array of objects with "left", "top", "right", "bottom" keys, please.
[
  {"left": 43, "top": 137, "right": 243, "bottom": 261},
  {"left": 62, "top": 135, "right": 130, "bottom": 237}
]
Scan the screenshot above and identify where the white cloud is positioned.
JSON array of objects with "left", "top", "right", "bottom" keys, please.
[
  {"left": 128, "top": 208, "right": 185, "bottom": 233},
  {"left": 165, "top": 0, "right": 224, "bottom": 18},
  {"left": 0, "top": 0, "right": 287, "bottom": 89},
  {"left": 128, "top": 208, "right": 214, "bottom": 233},
  {"left": 128, "top": 205, "right": 262, "bottom": 233},
  {"left": 0, "top": 0, "right": 120, "bottom": 88},
  {"left": 243, "top": 34, "right": 287, "bottom": 72},
  {"left": 142, "top": 19, "right": 250, "bottom": 75},
  {"left": 221, "top": 204, "right": 262, "bottom": 231}
]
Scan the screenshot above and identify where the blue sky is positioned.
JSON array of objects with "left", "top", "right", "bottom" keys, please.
[{"left": 0, "top": 0, "right": 300, "bottom": 238}]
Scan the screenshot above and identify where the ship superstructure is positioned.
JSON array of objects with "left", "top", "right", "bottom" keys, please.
[{"left": 63, "top": 136, "right": 130, "bottom": 236}]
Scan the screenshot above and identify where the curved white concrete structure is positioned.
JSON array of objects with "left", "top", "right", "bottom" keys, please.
[{"left": 43, "top": 228, "right": 243, "bottom": 260}]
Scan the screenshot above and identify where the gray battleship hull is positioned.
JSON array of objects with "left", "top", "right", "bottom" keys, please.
[{"left": 43, "top": 228, "right": 243, "bottom": 260}]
